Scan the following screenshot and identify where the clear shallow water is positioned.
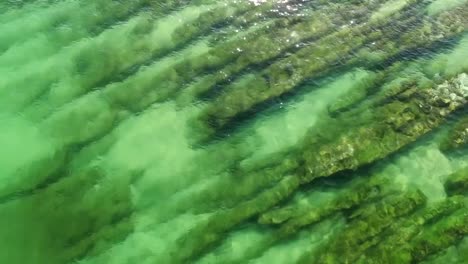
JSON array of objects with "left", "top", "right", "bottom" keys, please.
[{"left": 0, "top": 0, "right": 467, "bottom": 263}]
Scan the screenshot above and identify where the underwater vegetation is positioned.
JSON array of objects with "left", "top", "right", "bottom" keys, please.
[{"left": 0, "top": 0, "right": 467, "bottom": 263}]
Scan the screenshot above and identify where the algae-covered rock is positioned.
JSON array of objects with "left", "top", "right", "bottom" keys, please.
[
  {"left": 298, "top": 190, "right": 427, "bottom": 264},
  {"left": 440, "top": 116, "right": 468, "bottom": 152},
  {"left": 300, "top": 73, "right": 468, "bottom": 184},
  {"left": 170, "top": 73, "right": 468, "bottom": 263},
  {"left": 196, "top": 1, "right": 468, "bottom": 140},
  {"left": 173, "top": 175, "right": 300, "bottom": 263},
  {"left": 444, "top": 166, "right": 468, "bottom": 196},
  {"left": 260, "top": 176, "right": 390, "bottom": 229},
  {"left": 410, "top": 207, "right": 468, "bottom": 262},
  {"left": 359, "top": 195, "right": 466, "bottom": 263}
]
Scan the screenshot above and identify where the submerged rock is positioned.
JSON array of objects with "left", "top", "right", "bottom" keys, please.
[{"left": 445, "top": 166, "right": 468, "bottom": 196}]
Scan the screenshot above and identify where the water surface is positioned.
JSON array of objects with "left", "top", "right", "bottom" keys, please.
[{"left": 0, "top": 0, "right": 467, "bottom": 263}]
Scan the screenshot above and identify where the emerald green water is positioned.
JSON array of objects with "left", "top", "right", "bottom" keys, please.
[{"left": 0, "top": 1, "right": 467, "bottom": 263}]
